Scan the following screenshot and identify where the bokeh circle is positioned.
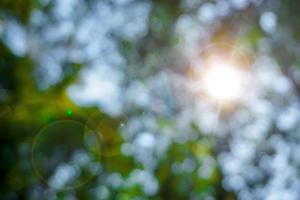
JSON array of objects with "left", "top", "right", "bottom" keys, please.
[{"left": 32, "top": 120, "right": 101, "bottom": 190}]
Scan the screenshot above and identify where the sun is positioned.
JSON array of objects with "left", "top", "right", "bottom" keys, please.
[{"left": 202, "top": 62, "right": 244, "bottom": 102}]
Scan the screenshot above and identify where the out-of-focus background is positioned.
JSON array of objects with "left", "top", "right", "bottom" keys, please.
[{"left": 1, "top": 0, "right": 300, "bottom": 199}]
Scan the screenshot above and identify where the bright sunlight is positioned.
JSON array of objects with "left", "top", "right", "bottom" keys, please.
[{"left": 202, "top": 62, "right": 244, "bottom": 102}]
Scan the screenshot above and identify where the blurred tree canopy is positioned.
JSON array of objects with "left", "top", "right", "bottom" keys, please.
[{"left": 1, "top": 0, "right": 300, "bottom": 200}]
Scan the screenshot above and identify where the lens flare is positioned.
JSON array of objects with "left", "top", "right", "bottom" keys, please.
[{"left": 203, "top": 63, "right": 244, "bottom": 101}]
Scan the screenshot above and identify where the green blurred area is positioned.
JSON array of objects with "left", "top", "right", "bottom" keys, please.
[
  {"left": 0, "top": 1, "right": 230, "bottom": 199},
  {"left": 1, "top": 0, "right": 300, "bottom": 200}
]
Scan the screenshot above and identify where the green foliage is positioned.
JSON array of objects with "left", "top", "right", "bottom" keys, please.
[{"left": 7, "top": 0, "right": 300, "bottom": 199}]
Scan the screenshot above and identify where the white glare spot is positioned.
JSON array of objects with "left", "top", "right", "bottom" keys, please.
[
  {"left": 3, "top": 21, "right": 27, "bottom": 56},
  {"left": 203, "top": 63, "right": 244, "bottom": 101},
  {"left": 260, "top": 11, "right": 277, "bottom": 34},
  {"left": 135, "top": 132, "right": 155, "bottom": 149},
  {"left": 276, "top": 106, "right": 299, "bottom": 131},
  {"left": 197, "top": 3, "right": 216, "bottom": 23},
  {"left": 231, "top": 0, "right": 249, "bottom": 10}
]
